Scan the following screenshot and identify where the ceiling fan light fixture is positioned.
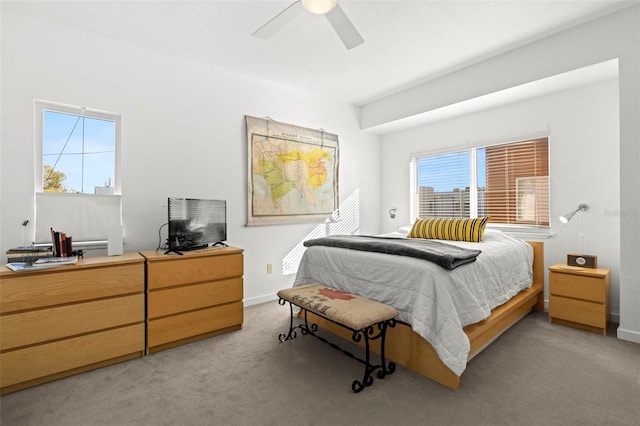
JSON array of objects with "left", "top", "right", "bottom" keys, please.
[
  {"left": 253, "top": 0, "right": 363, "bottom": 49},
  {"left": 301, "top": 0, "right": 337, "bottom": 15}
]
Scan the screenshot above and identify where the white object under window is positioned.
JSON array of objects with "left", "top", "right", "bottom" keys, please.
[{"left": 35, "top": 192, "right": 122, "bottom": 243}]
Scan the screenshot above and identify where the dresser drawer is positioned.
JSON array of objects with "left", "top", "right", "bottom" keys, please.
[
  {"left": 148, "top": 301, "right": 243, "bottom": 348},
  {"left": 549, "top": 272, "right": 605, "bottom": 303},
  {"left": 147, "top": 253, "right": 243, "bottom": 289},
  {"left": 549, "top": 296, "right": 605, "bottom": 328},
  {"left": 1, "top": 264, "right": 143, "bottom": 313},
  {"left": 0, "top": 324, "right": 144, "bottom": 389},
  {"left": 148, "top": 278, "right": 243, "bottom": 319},
  {"left": 1, "top": 294, "right": 144, "bottom": 351}
]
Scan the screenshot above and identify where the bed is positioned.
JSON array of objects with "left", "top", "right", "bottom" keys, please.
[{"left": 292, "top": 227, "right": 544, "bottom": 390}]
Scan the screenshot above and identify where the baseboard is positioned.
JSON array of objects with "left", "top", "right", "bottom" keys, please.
[
  {"left": 244, "top": 293, "right": 277, "bottom": 307},
  {"left": 616, "top": 327, "right": 640, "bottom": 344}
]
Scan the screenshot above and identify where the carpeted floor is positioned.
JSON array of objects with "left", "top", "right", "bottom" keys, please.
[{"left": 1, "top": 300, "right": 638, "bottom": 426}]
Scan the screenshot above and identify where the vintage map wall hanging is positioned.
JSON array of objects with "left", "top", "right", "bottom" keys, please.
[{"left": 246, "top": 116, "right": 339, "bottom": 226}]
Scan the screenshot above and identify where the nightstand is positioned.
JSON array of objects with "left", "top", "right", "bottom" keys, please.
[{"left": 548, "top": 263, "right": 610, "bottom": 335}]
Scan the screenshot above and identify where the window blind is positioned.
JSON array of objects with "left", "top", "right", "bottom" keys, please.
[
  {"left": 485, "top": 138, "right": 549, "bottom": 226},
  {"left": 35, "top": 192, "right": 122, "bottom": 243}
]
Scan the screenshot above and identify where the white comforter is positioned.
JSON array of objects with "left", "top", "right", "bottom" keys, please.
[{"left": 293, "top": 229, "right": 533, "bottom": 376}]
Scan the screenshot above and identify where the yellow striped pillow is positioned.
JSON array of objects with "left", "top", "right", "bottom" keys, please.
[{"left": 407, "top": 217, "right": 490, "bottom": 242}]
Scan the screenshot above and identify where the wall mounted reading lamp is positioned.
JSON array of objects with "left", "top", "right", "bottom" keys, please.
[
  {"left": 559, "top": 203, "right": 595, "bottom": 267},
  {"left": 389, "top": 207, "right": 398, "bottom": 231},
  {"left": 559, "top": 203, "right": 589, "bottom": 223}
]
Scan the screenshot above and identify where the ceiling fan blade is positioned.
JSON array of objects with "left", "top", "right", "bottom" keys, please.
[
  {"left": 252, "top": 1, "right": 304, "bottom": 39},
  {"left": 325, "top": 4, "right": 364, "bottom": 49}
]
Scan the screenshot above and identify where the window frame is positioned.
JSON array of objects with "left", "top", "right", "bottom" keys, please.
[
  {"left": 34, "top": 100, "right": 123, "bottom": 244},
  {"left": 35, "top": 99, "right": 122, "bottom": 195},
  {"left": 410, "top": 136, "right": 552, "bottom": 238}
]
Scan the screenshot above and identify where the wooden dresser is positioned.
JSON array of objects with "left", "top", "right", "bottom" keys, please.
[
  {"left": 548, "top": 263, "right": 610, "bottom": 335},
  {"left": 141, "top": 247, "right": 244, "bottom": 353},
  {"left": 0, "top": 253, "right": 145, "bottom": 394}
]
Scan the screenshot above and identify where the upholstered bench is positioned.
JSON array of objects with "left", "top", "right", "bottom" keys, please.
[{"left": 277, "top": 283, "right": 398, "bottom": 393}]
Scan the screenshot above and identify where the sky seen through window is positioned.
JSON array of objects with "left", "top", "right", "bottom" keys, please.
[{"left": 43, "top": 110, "right": 115, "bottom": 194}]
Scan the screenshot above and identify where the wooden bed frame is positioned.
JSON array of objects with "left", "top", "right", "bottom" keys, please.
[{"left": 303, "top": 241, "right": 544, "bottom": 390}]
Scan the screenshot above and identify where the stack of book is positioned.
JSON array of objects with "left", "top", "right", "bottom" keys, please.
[
  {"left": 5, "top": 228, "right": 78, "bottom": 272},
  {"left": 6, "top": 245, "right": 54, "bottom": 264},
  {"left": 50, "top": 227, "right": 73, "bottom": 257}
]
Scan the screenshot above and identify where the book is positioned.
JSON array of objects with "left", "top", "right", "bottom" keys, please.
[
  {"left": 6, "top": 251, "right": 54, "bottom": 258},
  {"left": 6, "top": 245, "right": 53, "bottom": 254},
  {"left": 6, "top": 253, "right": 54, "bottom": 264},
  {"left": 65, "top": 236, "right": 73, "bottom": 257},
  {"left": 34, "top": 256, "right": 78, "bottom": 265},
  {"left": 49, "top": 227, "right": 74, "bottom": 257}
]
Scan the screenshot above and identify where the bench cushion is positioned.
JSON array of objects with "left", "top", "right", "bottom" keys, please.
[{"left": 277, "top": 283, "right": 398, "bottom": 331}]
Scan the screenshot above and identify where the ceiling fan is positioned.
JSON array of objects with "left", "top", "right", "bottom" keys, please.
[{"left": 252, "top": 0, "right": 364, "bottom": 50}]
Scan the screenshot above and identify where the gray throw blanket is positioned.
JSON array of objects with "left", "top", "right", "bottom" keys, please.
[{"left": 303, "top": 235, "right": 481, "bottom": 270}]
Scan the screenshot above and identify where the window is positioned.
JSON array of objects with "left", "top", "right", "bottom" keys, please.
[
  {"left": 411, "top": 137, "right": 549, "bottom": 232},
  {"left": 34, "top": 101, "right": 122, "bottom": 244},
  {"left": 36, "top": 101, "right": 119, "bottom": 194}
]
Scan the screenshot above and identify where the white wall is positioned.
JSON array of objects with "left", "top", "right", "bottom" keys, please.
[
  {"left": 0, "top": 10, "right": 381, "bottom": 305},
  {"left": 380, "top": 79, "right": 621, "bottom": 319},
  {"left": 368, "top": 6, "right": 640, "bottom": 343}
]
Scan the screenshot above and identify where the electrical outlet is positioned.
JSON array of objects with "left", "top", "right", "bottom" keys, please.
[{"left": 267, "top": 263, "right": 272, "bottom": 274}]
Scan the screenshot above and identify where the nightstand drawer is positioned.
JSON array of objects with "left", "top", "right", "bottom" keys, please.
[
  {"left": 549, "top": 296, "right": 605, "bottom": 328},
  {"left": 549, "top": 272, "right": 605, "bottom": 302}
]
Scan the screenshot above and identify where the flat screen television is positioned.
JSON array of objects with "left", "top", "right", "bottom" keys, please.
[{"left": 167, "top": 198, "right": 227, "bottom": 254}]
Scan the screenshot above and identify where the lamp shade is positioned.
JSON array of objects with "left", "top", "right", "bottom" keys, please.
[
  {"left": 301, "top": 0, "right": 337, "bottom": 14},
  {"left": 559, "top": 211, "right": 576, "bottom": 224},
  {"left": 559, "top": 203, "right": 589, "bottom": 223}
]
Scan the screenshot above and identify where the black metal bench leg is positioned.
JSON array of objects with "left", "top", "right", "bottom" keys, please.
[
  {"left": 278, "top": 299, "right": 300, "bottom": 342},
  {"left": 278, "top": 301, "right": 396, "bottom": 393},
  {"left": 351, "top": 328, "right": 374, "bottom": 393},
  {"left": 349, "top": 320, "right": 396, "bottom": 393},
  {"left": 278, "top": 299, "right": 319, "bottom": 342},
  {"left": 378, "top": 319, "right": 397, "bottom": 378}
]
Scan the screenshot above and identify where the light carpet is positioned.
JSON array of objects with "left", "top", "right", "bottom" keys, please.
[{"left": 1, "top": 301, "right": 638, "bottom": 426}]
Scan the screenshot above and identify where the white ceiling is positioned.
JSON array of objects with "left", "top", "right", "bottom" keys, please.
[{"left": 3, "top": 0, "right": 633, "bottom": 108}]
